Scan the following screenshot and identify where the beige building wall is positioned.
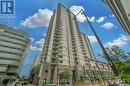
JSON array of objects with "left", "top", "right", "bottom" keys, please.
[{"left": 0, "top": 24, "right": 30, "bottom": 82}]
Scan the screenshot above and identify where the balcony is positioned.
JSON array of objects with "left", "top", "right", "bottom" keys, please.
[
  {"left": 54, "top": 35, "right": 62, "bottom": 39},
  {"left": 80, "top": 43, "right": 84, "bottom": 47},
  {"left": 0, "top": 59, "right": 19, "bottom": 66},
  {"left": 81, "top": 49, "right": 86, "bottom": 52},
  {"left": 53, "top": 38, "right": 62, "bottom": 42},
  {"left": 51, "top": 58, "right": 58, "bottom": 63}
]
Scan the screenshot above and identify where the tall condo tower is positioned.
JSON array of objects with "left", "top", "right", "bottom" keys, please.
[{"left": 37, "top": 4, "right": 113, "bottom": 86}]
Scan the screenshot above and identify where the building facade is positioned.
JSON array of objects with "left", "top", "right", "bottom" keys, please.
[
  {"left": 37, "top": 4, "right": 113, "bottom": 86},
  {"left": 0, "top": 24, "right": 30, "bottom": 84},
  {"left": 34, "top": 54, "right": 41, "bottom": 67},
  {"left": 103, "top": 0, "right": 130, "bottom": 36},
  {"left": 29, "top": 54, "right": 41, "bottom": 84}
]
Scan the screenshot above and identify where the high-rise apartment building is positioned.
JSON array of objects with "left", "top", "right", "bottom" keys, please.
[
  {"left": 103, "top": 0, "right": 130, "bottom": 36},
  {"left": 37, "top": 4, "right": 113, "bottom": 86},
  {"left": 0, "top": 24, "right": 30, "bottom": 84},
  {"left": 34, "top": 54, "right": 41, "bottom": 67}
]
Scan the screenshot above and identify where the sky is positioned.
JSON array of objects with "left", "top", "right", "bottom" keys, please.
[{"left": 0, "top": 0, "right": 130, "bottom": 77}]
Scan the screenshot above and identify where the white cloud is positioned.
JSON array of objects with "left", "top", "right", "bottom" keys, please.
[
  {"left": 36, "top": 33, "right": 46, "bottom": 48},
  {"left": 104, "top": 35, "right": 130, "bottom": 47},
  {"left": 30, "top": 45, "right": 37, "bottom": 51},
  {"left": 109, "top": 14, "right": 115, "bottom": 18},
  {"left": 30, "top": 38, "right": 34, "bottom": 42},
  {"left": 69, "top": 5, "right": 85, "bottom": 22},
  {"left": 30, "top": 45, "right": 42, "bottom": 51},
  {"left": 20, "top": 8, "right": 53, "bottom": 28},
  {"left": 43, "top": 33, "right": 46, "bottom": 38},
  {"left": 88, "top": 35, "right": 97, "bottom": 43},
  {"left": 69, "top": 5, "right": 95, "bottom": 22},
  {"left": 13, "top": 27, "right": 18, "bottom": 29},
  {"left": 96, "top": 16, "right": 106, "bottom": 23},
  {"left": 36, "top": 38, "right": 45, "bottom": 48},
  {"left": 30, "top": 33, "right": 46, "bottom": 51},
  {"left": 88, "top": 16, "right": 95, "bottom": 22},
  {"left": 101, "top": 22, "right": 114, "bottom": 29}
]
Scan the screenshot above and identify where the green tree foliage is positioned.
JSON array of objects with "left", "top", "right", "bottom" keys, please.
[
  {"left": 105, "top": 46, "right": 130, "bottom": 84},
  {"left": 59, "top": 70, "right": 70, "bottom": 84},
  {"left": 60, "top": 71, "right": 70, "bottom": 80},
  {"left": 106, "top": 46, "right": 128, "bottom": 61}
]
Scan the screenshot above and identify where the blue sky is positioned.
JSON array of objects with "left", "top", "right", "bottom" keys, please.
[{"left": 0, "top": 0, "right": 130, "bottom": 77}]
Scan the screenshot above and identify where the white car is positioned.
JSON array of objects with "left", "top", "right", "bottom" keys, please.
[{"left": 7, "top": 81, "right": 16, "bottom": 86}]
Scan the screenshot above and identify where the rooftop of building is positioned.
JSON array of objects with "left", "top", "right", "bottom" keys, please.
[{"left": 0, "top": 24, "right": 29, "bottom": 37}]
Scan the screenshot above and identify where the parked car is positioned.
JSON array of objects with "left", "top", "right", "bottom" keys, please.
[
  {"left": 21, "top": 81, "right": 28, "bottom": 85},
  {"left": 7, "top": 81, "right": 16, "bottom": 86}
]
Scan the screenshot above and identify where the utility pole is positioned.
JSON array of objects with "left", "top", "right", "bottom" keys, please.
[{"left": 72, "top": 9, "right": 119, "bottom": 77}]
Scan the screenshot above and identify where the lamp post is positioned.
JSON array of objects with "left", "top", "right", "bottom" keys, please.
[{"left": 72, "top": 9, "right": 119, "bottom": 76}]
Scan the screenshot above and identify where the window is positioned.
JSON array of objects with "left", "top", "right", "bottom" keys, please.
[
  {"left": 59, "top": 60, "right": 63, "bottom": 63},
  {"left": 45, "top": 70, "right": 48, "bottom": 73},
  {"left": 59, "top": 55, "right": 63, "bottom": 58}
]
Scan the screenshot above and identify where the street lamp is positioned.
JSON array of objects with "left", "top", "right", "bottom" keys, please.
[{"left": 72, "top": 9, "right": 119, "bottom": 76}]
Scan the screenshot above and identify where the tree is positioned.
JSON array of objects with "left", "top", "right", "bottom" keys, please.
[
  {"left": 120, "top": 60, "right": 130, "bottom": 84},
  {"left": 59, "top": 70, "right": 70, "bottom": 84},
  {"left": 104, "top": 46, "right": 130, "bottom": 84},
  {"left": 105, "top": 46, "right": 128, "bottom": 61}
]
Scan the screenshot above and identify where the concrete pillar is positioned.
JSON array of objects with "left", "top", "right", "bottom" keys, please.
[
  {"left": 74, "top": 65, "right": 78, "bottom": 82},
  {"left": 69, "top": 67, "right": 73, "bottom": 84},
  {"left": 53, "top": 66, "right": 58, "bottom": 84},
  {"left": 47, "top": 64, "right": 51, "bottom": 83},
  {"left": 75, "top": 66, "right": 80, "bottom": 81},
  {"left": 38, "top": 63, "right": 46, "bottom": 86},
  {"left": 38, "top": 64, "right": 44, "bottom": 86}
]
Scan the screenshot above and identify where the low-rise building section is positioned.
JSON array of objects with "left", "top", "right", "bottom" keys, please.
[{"left": 0, "top": 24, "right": 30, "bottom": 84}]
